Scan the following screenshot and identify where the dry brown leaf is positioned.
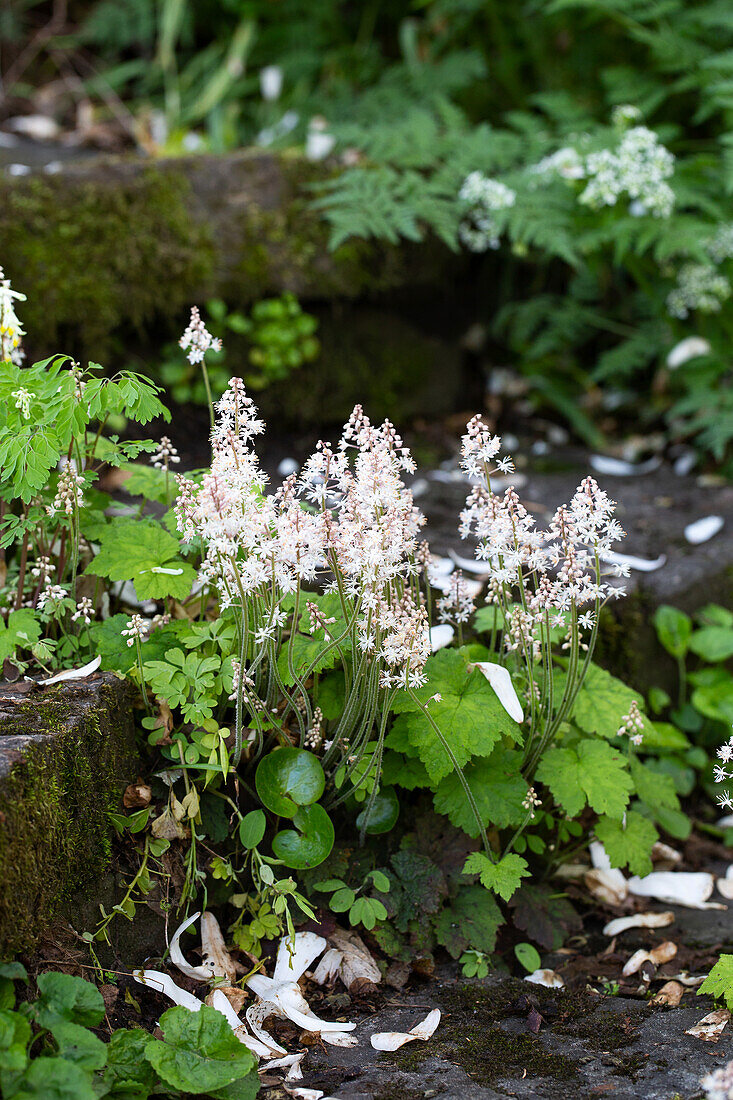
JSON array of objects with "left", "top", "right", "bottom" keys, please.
[
  {"left": 652, "top": 981, "right": 684, "bottom": 1006},
  {"left": 123, "top": 781, "right": 152, "bottom": 809},
  {"left": 686, "top": 1008, "right": 731, "bottom": 1042}
]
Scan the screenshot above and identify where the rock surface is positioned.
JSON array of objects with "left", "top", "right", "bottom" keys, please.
[
  {"left": 287, "top": 975, "right": 731, "bottom": 1100},
  {"left": 0, "top": 672, "right": 137, "bottom": 955}
]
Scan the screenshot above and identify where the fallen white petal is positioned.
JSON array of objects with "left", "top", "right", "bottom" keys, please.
[
  {"left": 429, "top": 625, "right": 454, "bottom": 652},
  {"left": 311, "top": 948, "right": 343, "bottom": 986},
  {"left": 210, "top": 990, "right": 273, "bottom": 1058},
  {"left": 590, "top": 840, "right": 612, "bottom": 871},
  {"left": 201, "top": 912, "right": 237, "bottom": 981},
  {"left": 686, "top": 1008, "right": 730, "bottom": 1042},
  {"left": 651, "top": 842, "right": 682, "bottom": 865},
  {"left": 277, "top": 457, "right": 299, "bottom": 477},
  {"left": 684, "top": 516, "right": 724, "bottom": 545},
  {"left": 621, "top": 941, "right": 676, "bottom": 977},
  {"left": 584, "top": 869, "right": 628, "bottom": 906},
  {"left": 448, "top": 549, "right": 491, "bottom": 576},
  {"left": 590, "top": 455, "right": 661, "bottom": 476},
  {"left": 428, "top": 556, "right": 455, "bottom": 577},
  {"left": 524, "top": 969, "right": 565, "bottom": 989},
  {"left": 273, "top": 931, "right": 327, "bottom": 982},
  {"left": 717, "top": 865, "right": 733, "bottom": 900},
  {"left": 600, "top": 550, "right": 667, "bottom": 573},
  {"left": 169, "top": 912, "right": 212, "bottom": 980},
  {"left": 468, "top": 662, "right": 524, "bottom": 723},
  {"left": 245, "top": 997, "right": 288, "bottom": 1055},
  {"left": 718, "top": 814, "right": 733, "bottom": 829},
  {"left": 370, "top": 1008, "right": 441, "bottom": 1050},
  {"left": 329, "top": 928, "right": 381, "bottom": 988},
  {"left": 262, "top": 1051, "right": 307, "bottom": 1079},
  {"left": 627, "top": 871, "right": 726, "bottom": 910},
  {"left": 320, "top": 1030, "right": 360, "bottom": 1047},
  {"left": 603, "top": 911, "right": 674, "bottom": 937},
  {"left": 652, "top": 980, "right": 684, "bottom": 1006},
  {"left": 666, "top": 336, "right": 711, "bottom": 369},
  {"left": 41, "top": 655, "right": 101, "bottom": 685},
  {"left": 133, "top": 969, "right": 203, "bottom": 1014}
]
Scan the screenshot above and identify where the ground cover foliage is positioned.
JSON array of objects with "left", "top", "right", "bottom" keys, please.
[
  {"left": 2, "top": 286, "right": 733, "bottom": 1093},
  {"left": 7, "top": 1, "right": 733, "bottom": 466}
]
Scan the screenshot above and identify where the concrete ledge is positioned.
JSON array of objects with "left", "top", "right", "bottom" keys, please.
[{"left": 0, "top": 672, "right": 137, "bottom": 957}]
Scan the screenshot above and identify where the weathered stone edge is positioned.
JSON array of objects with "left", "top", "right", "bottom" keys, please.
[{"left": 0, "top": 673, "right": 138, "bottom": 957}]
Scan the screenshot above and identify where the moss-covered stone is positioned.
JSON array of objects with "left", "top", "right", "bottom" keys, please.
[
  {"left": 0, "top": 168, "right": 215, "bottom": 356},
  {"left": 0, "top": 673, "right": 137, "bottom": 956},
  {"left": 1, "top": 150, "right": 458, "bottom": 358}
]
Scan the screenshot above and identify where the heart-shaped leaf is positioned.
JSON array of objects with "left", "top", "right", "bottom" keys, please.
[{"left": 272, "top": 804, "right": 334, "bottom": 869}]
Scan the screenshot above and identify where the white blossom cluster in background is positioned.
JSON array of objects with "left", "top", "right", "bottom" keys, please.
[
  {"left": 713, "top": 729, "right": 733, "bottom": 811},
  {"left": 0, "top": 266, "right": 26, "bottom": 365},
  {"left": 458, "top": 172, "right": 516, "bottom": 252},
  {"left": 706, "top": 223, "right": 733, "bottom": 264},
  {"left": 579, "top": 126, "right": 675, "bottom": 217},
  {"left": 702, "top": 1059, "right": 733, "bottom": 1100},
  {"left": 667, "top": 263, "right": 731, "bottom": 319},
  {"left": 531, "top": 146, "right": 585, "bottom": 181}
]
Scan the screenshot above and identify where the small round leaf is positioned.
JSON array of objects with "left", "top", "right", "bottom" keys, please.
[
  {"left": 271, "top": 804, "right": 334, "bottom": 869},
  {"left": 356, "top": 787, "right": 399, "bottom": 835},
  {"left": 514, "top": 942, "right": 542, "bottom": 974},
  {"left": 256, "top": 747, "right": 325, "bottom": 818}
]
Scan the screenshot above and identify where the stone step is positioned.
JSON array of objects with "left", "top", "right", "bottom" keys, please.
[{"left": 0, "top": 672, "right": 137, "bottom": 956}]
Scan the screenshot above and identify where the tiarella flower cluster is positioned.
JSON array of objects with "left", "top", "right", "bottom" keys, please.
[
  {"left": 703, "top": 1060, "right": 733, "bottom": 1100},
  {"left": 437, "top": 571, "right": 476, "bottom": 626},
  {"left": 179, "top": 306, "right": 222, "bottom": 365},
  {"left": 0, "top": 268, "right": 26, "bottom": 365},
  {"left": 150, "top": 436, "right": 180, "bottom": 470},
  {"left": 667, "top": 263, "right": 731, "bottom": 319},
  {"left": 458, "top": 173, "right": 516, "bottom": 252},
  {"left": 177, "top": 378, "right": 430, "bottom": 689},
  {"left": 713, "top": 730, "right": 733, "bottom": 811},
  {"left": 618, "top": 700, "right": 644, "bottom": 745},
  {"left": 49, "top": 467, "right": 86, "bottom": 517},
  {"left": 458, "top": 422, "right": 625, "bottom": 657},
  {"left": 579, "top": 126, "right": 675, "bottom": 218}
]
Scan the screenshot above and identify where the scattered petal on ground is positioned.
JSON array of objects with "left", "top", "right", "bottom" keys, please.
[
  {"left": 370, "top": 1008, "right": 441, "bottom": 1051},
  {"left": 684, "top": 515, "right": 724, "bottom": 544},
  {"left": 628, "top": 871, "right": 726, "bottom": 909},
  {"left": 603, "top": 912, "right": 674, "bottom": 936},
  {"left": 133, "top": 969, "right": 203, "bottom": 1013},
  {"left": 524, "top": 969, "right": 565, "bottom": 989}
]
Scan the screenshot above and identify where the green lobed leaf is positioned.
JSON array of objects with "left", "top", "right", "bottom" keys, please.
[
  {"left": 463, "top": 851, "right": 531, "bottom": 902},
  {"left": 433, "top": 747, "right": 528, "bottom": 836},
  {"left": 102, "top": 1027, "right": 157, "bottom": 1096},
  {"left": 595, "top": 810, "right": 659, "bottom": 878},
  {"left": 571, "top": 663, "right": 651, "bottom": 741},
  {"left": 4, "top": 1055, "right": 99, "bottom": 1099},
  {"left": 698, "top": 955, "right": 733, "bottom": 1011},
  {"left": 271, "top": 804, "right": 335, "bottom": 869},
  {"left": 85, "top": 518, "right": 195, "bottom": 600},
  {"left": 434, "top": 885, "right": 503, "bottom": 958},
  {"left": 255, "top": 747, "right": 325, "bottom": 818},
  {"left": 388, "top": 649, "right": 523, "bottom": 783},
  {"left": 0, "top": 1009, "right": 30, "bottom": 1074},
  {"left": 653, "top": 605, "right": 692, "bottom": 659},
  {"left": 35, "top": 973, "right": 105, "bottom": 1029},
  {"left": 144, "top": 1005, "right": 257, "bottom": 1093},
  {"left": 536, "top": 739, "right": 633, "bottom": 819},
  {"left": 49, "top": 1021, "right": 107, "bottom": 1071}
]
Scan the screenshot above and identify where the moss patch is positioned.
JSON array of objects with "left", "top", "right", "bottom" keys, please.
[
  {"left": 0, "top": 674, "right": 137, "bottom": 956},
  {"left": 389, "top": 980, "right": 644, "bottom": 1092}
]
